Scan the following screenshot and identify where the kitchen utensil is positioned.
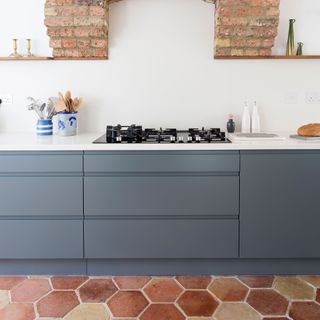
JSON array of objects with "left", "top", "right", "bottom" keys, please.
[{"left": 54, "top": 99, "right": 67, "bottom": 112}]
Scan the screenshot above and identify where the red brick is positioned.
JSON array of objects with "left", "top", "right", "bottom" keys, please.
[{"left": 63, "top": 38, "right": 77, "bottom": 48}]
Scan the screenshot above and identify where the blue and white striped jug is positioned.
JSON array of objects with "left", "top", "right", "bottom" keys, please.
[{"left": 37, "top": 119, "right": 53, "bottom": 136}]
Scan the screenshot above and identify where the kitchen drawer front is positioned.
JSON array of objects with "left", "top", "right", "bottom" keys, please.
[
  {"left": 0, "top": 177, "right": 83, "bottom": 216},
  {"left": 84, "top": 151, "right": 239, "bottom": 173},
  {"left": 85, "top": 176, "right": 239, "bottom": 216},
  {"left": 0, "top": 220, "right": 83, "bottom": 259},
  {"left": 85, "top": 219, "right": 238, "bottom": 258},
  {"left": 0, "top": 152, "right": 83, "bottom": 173}
]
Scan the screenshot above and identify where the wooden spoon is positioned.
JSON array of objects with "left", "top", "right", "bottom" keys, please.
[{"left": 53, "top": 99, "right": 67, "bottom": 112}]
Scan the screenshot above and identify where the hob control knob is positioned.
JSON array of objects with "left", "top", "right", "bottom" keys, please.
[
  {"left": 170, "top": 136, "right": 176, "bottom": 143},
  {"left": 187, "top": 136, "right": 193, "bottom": 143},
  {"left": 116, "top": 136, "right": 122, "bottom": 142},
  {"left": 178, "top": 136, "right": 184, "bottom": 143},
  {"left": 196, "top": 136, "right": 201, "bottom": 143}
]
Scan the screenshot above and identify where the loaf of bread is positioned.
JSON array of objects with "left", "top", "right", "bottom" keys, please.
[{"left": 298, "top": 123, "right": 320, "bottom": 137}]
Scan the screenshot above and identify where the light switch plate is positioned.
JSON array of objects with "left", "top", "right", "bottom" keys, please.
[
  {"left": 0, "top": 94, "right": 13, "bottom": 105},
  {"left": 306, "top": 92, "right": 320, "bottom": 104}
]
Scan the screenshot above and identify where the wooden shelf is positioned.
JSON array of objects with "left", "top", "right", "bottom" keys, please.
[
  {"left": 0, "top": 57, "right": 107, "bottom": 61},
  {"left": 214, "top": 55, "right": 320, "bottom": 60},
  {"left": 0, "top": 56, "right": 53, "bottom": 61}
]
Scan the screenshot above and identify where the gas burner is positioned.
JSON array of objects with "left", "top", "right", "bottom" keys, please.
[
  {"left": 188, "top": 127, "right": 226, "bottom": 143},
  {"left": 143, "top": 128, "right": 177, "bottom": 143},
  {"left": 94, "top": 125, "right": 231, "bottom": 144},
  {"left": 106, "top": 124, "right": 142, "bottom": 143}
]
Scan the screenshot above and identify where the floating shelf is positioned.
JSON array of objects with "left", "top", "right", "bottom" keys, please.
[
  {"left": 214, "top": 55, "right": 320, "bottom": 60},
  {"left": 0, "top": 56, "right": 107, "bottom": 61},
  {"left": 0, "top": 56, "right": 53, "bottom": 61}
]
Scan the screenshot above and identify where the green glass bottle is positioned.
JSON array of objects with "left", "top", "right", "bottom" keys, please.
[
  {"left": 296, "top": 42, "right": 304, "bottom": 56},
  {"left": 286, "top": 19, "right": 296, "bottom": 56}
]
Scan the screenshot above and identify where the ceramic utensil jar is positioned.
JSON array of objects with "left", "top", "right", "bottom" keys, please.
[
  {"left": 57, "top": 112, "right": 78, "bottom": 136},
  {"left": 37, "top": 119, "right": 53, "bottom": 136}
]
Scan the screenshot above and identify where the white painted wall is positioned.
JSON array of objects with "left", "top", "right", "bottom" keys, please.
[{"left": 0, "top": 0, "right": 319, "bottom": 134}]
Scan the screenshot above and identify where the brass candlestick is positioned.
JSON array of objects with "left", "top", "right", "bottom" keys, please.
[
  {"left": 9, "top": 39, "right": 21, "bottom": 57},
  {"left": 25, "top": 39, "right": 34, "bottom": 57}
]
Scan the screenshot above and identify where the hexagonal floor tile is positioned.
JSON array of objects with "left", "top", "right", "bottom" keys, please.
[
  {"left": 247, "top": 289, "right": 289, "bottom": 316},
  {"left": 11, "top": 278, "right": 51, "bottom": 303},
  {"left": 113, "top": 276, "right": 151, "bottom": 289},
  {"left": 289, "top": 302, "right": 320, "bottom": 320},
  {"left": 140, "top": 304, "right": 184, "bottom": 320},
  {"left": 214, "top": 302, "right": 260, "bottom": 320},
  {"left": 177, "top": 290, "right": 219, "bottom": 317},
  {"left": 78, "top": 279, "right": 117, "bottom": 303},
  {"left": 238, "top": 276, "right": 274, "bottom": 288},
  {"left": 107, "top": 291, "right": 149, "bottom": 317},
  {"left": 51, "top": 276, "right": 88, "bottom": 290},
  {"left": 0, "top": 277, "right": 27, "bottom": 290},
  {"left": 209, "top": 278, "right": 248, "bottom": 301},
  {"left": 0, "top": 290, "right": 10, "bottom": 309},
  {"left": 0, "top": 303, "right": 35, "bottom": 320},
  {"left": 262, "top": 317, "right": 290, "bottom": 320},
  {"left": 299, "top": 275, "right": 320, "bottom": 288},
  {"left": 64, "top": 303, "right": 109, "bottom": 320},
  {"left": 144, "top": 278, "right": 182, "bottom": 302},
  {"left": 274, "top": 276, "right": 315, "bottom": 300},
  {"left": 176, "top": 276, "right": 212, "bottom": 289},
  {"left": 37, "top": 291, "right": 79, "bottom": 318}
]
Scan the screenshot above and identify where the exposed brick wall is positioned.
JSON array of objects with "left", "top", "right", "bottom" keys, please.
[
  {"left": 214, "top": 0, "right": 280, "bottom": 57},
  {"left": 45, "top": 0, "right": 108, "bottom": 59}
]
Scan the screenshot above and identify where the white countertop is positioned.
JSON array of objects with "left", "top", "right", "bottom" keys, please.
[{"left": 0, "top": 132, "right": 319, "bottom": 151}]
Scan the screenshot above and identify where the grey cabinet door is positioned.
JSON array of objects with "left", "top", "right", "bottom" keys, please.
[
  {"left": 85, "top": 219, "right": 238, "bottom": 258},
  {"left": 240, "top": 151, "right": 320, "bottom": 258},
  {"left": 0, "top": 152, "right": 82, "bottom": 173},
  {"left": 84, "top": 151, "right": 239, "bottom": 173},
  {"left": 0, "top": 177, "right": 83, "bottom": 216},
  {"left": 85, "top": 176, "right": 239, "bottom": 216},
  {"left": 0, "top": 220, "right": 83, "bottom": 259}
]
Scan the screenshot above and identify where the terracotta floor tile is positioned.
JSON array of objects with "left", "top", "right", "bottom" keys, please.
[
  {"left": 274, "top": 276, "right": 315, "bottom": 300},
  {"left": 37, "top": 291, "right": 79, "bottom": 318},
  {"left": 176, "top": 276, "right": 212, "bottom": 289},
  {"left": 0, "top": 303, "right": 35, "bottom": 320},
  {"left": 51, "top": 276, "right": 88, "bottom": 290},
  {"left": 64, "top": 303, "right": 109, "bottom": 320},
  {"left": 247, "top": 289, "right": 289, "bottom": 316},
  {"left": 177, "top": 290, "right": 219, "bottom": 317},
  {"left": 238, "top": 276, "right": 274, "bottom": 288},
  {"left": 10, "top": 279, "right": 51, "bottom": 303},
  {"left": 78, "top": 279, "right": 117, "bottom": 303},
  {"left": 113, "top": 276, "right": 151, "bottom": 289},
  {"left": 107, "top": 291, "right": 148, "bottom": 317},
  {"left": 299, "top": 275, "right": 320, "bottom": 288},
  {"left": 0, "top": 277, "right": 27, "bottom": 290},
  {"left": 316, "top": 288, "right": 320, "bottom": 303},
  {"left": 262, "top": 318, "right": 290, "bottom": 320},
  {"left": 143, "top": 278, "right": 182, "bottom": 302},
  {"left": 140, "top": 304, "right": 184, "bottom": 320},
  {"left": 209, "top": 278, "right": 248, "bottom": 301},
  {"left": 214, "top": 302, "right": 260, "bottom": 320},
  {"left": 0, "top": 291, "right": 9, "bottom": 310},
  {"left": 289, "top": 302, "right": 320, "bottom": 320}
]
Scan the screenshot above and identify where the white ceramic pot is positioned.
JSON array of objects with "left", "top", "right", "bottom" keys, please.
[{"left": 57, "top": 112, "right": 78, "bottom": 136}]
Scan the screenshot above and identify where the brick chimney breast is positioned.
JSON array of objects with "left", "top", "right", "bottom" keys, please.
[
  {"left": 45, "top": 0, "right": 108, "bottom": 59},
  {"left": 214, "top": 0, "right": 281, "bottom": 57}
]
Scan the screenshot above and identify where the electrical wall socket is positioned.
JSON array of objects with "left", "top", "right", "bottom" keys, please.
[
  {"left": 306, "top": 92, "right": 320, "bottom": 104},
  {"left": 0, "top": 94, "right": 13, "bottom": 105}
]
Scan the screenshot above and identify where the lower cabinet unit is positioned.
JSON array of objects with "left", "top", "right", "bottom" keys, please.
[
  {"left": 240, "top": 151, "right": 320, "bottom": 258},
  {"left": 0, "top": 220, "right": 83, "bottom": 259},
  {"left": 84, "top": 219, "right": 239, "bottom": 259}
]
